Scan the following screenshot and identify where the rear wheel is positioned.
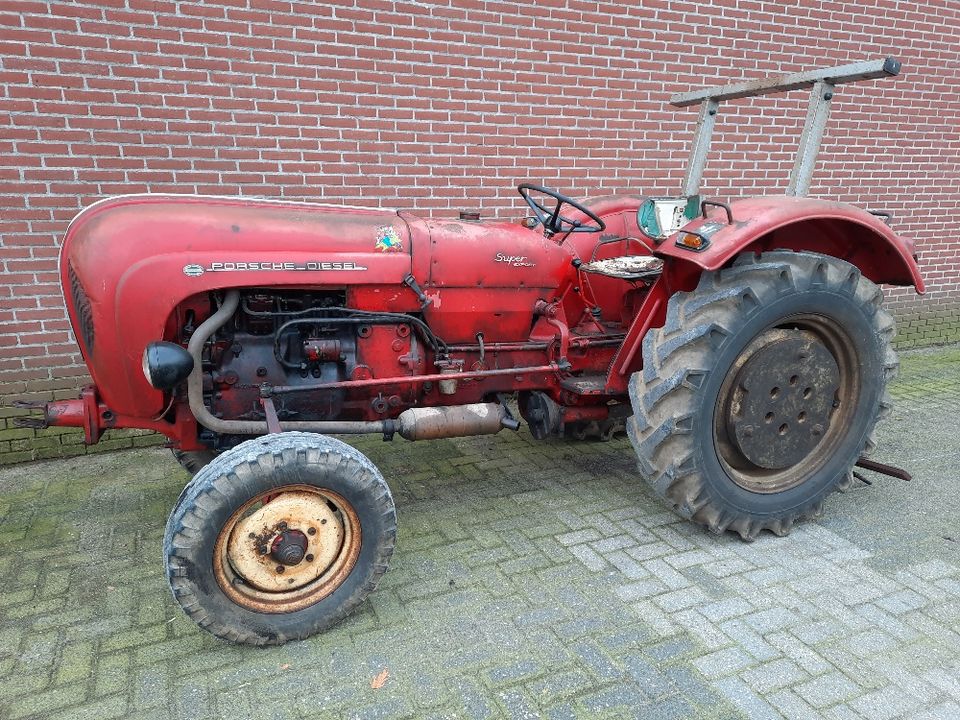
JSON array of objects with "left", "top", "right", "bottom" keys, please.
[
  {"left": 164, "top": 432, "right": 396, "bottom": 645},
  {"left": 627, "top": 251, "right": 897, "bottom": 540}
]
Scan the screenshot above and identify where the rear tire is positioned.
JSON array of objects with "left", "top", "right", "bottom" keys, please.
[
  {"left": 627, "top": 251, "right": 897, "bottom": 540},
  {"left": 164, "top": 432, "right": 396, "bottom": 645}
]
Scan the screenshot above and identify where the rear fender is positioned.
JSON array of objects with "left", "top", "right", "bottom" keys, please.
[
  {"left": 605, "top": 196, "right": 924, "bottom": 392},
  {"left": 653, "top": 195, "right": 924, "bottom": 292}
]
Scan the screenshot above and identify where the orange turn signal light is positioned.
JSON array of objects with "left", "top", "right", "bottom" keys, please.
[{"left": 676, "top": 232, "right": 708, "bottom": 250}]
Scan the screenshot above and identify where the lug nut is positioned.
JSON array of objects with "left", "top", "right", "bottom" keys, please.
[
  {"left": 248, "top": 532, "right": 256, "bottom": 539},
  {"left": 257, "top": 545, "right": 267, "bottom": 555},
  {"left": 307, "top": 527, "right": 317, "bottom": 536},
  {"left": 320, "top": 519, "right": 327, "bottom": 525},
  {"left": 276, "top": 565, "right": 285, "bottom": 573},
  {"left": 278, "top": 521, "right": 288, "bottom": 530},
  {"left": 305, "top": 554, "right": 314, "bottom": 562}
]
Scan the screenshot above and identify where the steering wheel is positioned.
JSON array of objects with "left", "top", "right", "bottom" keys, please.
[{"left": 518, "top": 183, "right": 606, "bottom": 237}]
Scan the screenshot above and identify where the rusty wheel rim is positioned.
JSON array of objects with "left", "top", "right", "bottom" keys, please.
[
  {"left": 713, "top": 313, "right": 859, "bottom": 494},
  {"left": 213, "top": 485, "right": 361, "bottom": 613}
]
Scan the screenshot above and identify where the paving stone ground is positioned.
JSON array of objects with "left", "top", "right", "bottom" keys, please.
[{"left": 1, "top": 344, "right": 959, "bottom": 720}]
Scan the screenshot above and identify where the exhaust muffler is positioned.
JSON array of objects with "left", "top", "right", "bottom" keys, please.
[{"left": 396, "top": 402, "right": 514, "bottom": 441}]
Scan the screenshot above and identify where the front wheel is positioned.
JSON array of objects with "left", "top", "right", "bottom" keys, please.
[
  {"left": 627, "top": 251, "right": 897, "bottom": 540},
  {"left": 163, "top": 432, "right": 396, "bottom": 645}
]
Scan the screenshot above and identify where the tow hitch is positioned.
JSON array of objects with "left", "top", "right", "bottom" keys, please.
[{"left": 853, "top": 457, "right": 912, "bottom": 485}]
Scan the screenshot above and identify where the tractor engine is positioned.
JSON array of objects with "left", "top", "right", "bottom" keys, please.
[{"left": 198, "top": 290, "right": 427, "bottom": 450}]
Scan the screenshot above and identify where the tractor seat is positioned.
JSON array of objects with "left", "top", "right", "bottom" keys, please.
[{"left": 579, "top": 255, "right": 664, "bottom": 282}]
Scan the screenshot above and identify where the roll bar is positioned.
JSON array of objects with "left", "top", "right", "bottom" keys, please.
[{"left": 671, "top": 58, "right": 902, "bottom": 197}]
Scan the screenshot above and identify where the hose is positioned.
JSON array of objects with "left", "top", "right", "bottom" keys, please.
[{"left": 186, "top": 290, "right": 390, "bottom": 436}]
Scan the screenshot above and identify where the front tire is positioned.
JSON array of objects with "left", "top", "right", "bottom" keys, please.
[
  {"left": 627, "top": 251, "right": 897, "bottom": 540},
  {"left": 164, "top": 432, "right": 396, "bottom": 645}
]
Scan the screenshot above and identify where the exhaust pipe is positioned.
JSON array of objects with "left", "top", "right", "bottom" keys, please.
[
  {"left": 187, "top": 290, "right": 519, "bottom": 441},
  {"left": 187, "top": 291, "right": 390, "bottom": 436}
]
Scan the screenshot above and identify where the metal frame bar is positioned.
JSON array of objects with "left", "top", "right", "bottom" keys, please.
[
  {"left": 672, "top": 57, "right": 900, "bottom": 197},
  {"left": 681, "top": 98, "right": 719, "bottom": 197},
  {"left": 786, "top": 80, "right": 835, "bottom": 196},
  {"left": 670, "top": 57, "right": 900, "bottom": 108}
]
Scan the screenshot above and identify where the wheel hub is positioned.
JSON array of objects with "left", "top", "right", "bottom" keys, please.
[
  {"left": 727, "top": 332, "right": 840, "bottom": 470},
  {"left": 225, "top": 491, "right": 345, "bottom": 593},
  {"left": 271, "top": 529, "right": 308, "bottom": 566}
]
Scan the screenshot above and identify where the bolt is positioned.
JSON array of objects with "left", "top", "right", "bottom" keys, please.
[
  {"left": 276, "top": 565, "right": 285, "bottom": 573},
  {"left": 305, "top": 554, "right": 314, "bottom": 562},
  {"left": 321, "top": 519, "right": 327, "bottom": 525},
  {"left": 257, "top": 545, "right": 267, "bottom": 555},
  {"left": 307, "top": 527, "right": 317, "bottom": 536},
  {"left": 248, "top": 532, "right": 256, "bottom": 539},
  {"left": 278, "top": 521, "right": 287, "bottom": 530}
]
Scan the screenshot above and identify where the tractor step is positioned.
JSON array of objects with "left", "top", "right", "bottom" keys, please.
[
  {"left": 580, "top": 255, "right": 664, "bottom": 282},
  {"left": 559, "top": 375, "right": 607, "bottom": 395}
]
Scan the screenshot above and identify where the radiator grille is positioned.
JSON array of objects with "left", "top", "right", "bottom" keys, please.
[{"left": 67, "top": 260, "right": 95, "bottom": 354}]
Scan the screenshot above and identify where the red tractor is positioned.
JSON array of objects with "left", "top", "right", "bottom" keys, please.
[{"left": 20, "top": 59, "right": 923, "bottom": 644}]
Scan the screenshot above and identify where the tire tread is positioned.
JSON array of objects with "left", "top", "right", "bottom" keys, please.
[{"left": 627, "top": 251, "right": 896, "bottom": 540}]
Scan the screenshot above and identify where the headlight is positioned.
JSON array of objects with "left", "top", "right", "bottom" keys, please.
[{"left": 142, "top": 342, "right": 194, "bottom": 390}]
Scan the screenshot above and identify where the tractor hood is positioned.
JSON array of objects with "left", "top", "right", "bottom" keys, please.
[
  {"left": 61, "top": 194, "right": 414, "bottom": 414},
  {"left": 63, "top": 194, "right": 411, "bottom": 294}
]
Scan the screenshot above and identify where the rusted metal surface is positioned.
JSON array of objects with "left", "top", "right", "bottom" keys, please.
[
  {"left": 227, "top": 491, "right": 342, "bottom": 592},
  {"left": 580, "top": 255, "right": 664, "bottom": 281},
  {"left": 260, "top": 397, "right": 282, "bottom": 435},
  {"left": 395, "top": 402, "right": 507, "bottom": 441},
  {"left": 670, "top": 57, "right": 900, "bottom": 108},
  {"left": 855, "top": 457, "right": 913, "bottom": 481},
  {"left": 185, "top": 291, "right": 391, "bottom": 437},
  {"left": 713, "top": 319, "right": 859, "bottom": 494},
  {"left": 213, "top": 485, "right": 361, "bottom": 613},
  {"left": 726, "top": 333, "right": 839, "bottom": 471}
]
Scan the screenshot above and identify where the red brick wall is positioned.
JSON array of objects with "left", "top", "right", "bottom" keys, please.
[{"left": 2, "top": 1, "right": 958, "bottom": 460}]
